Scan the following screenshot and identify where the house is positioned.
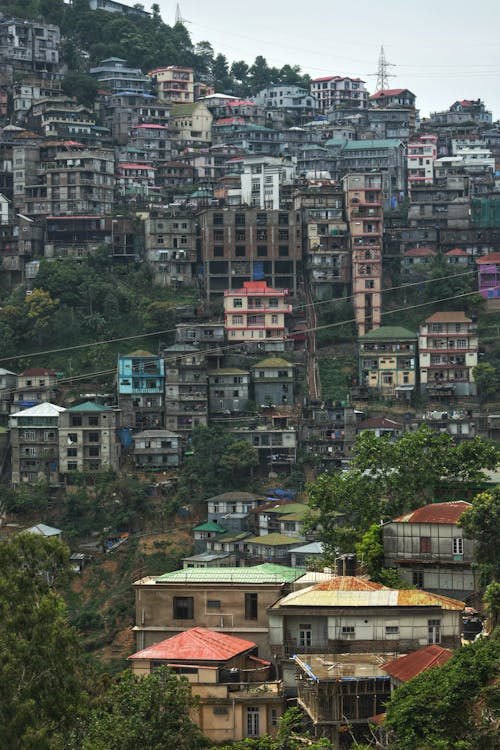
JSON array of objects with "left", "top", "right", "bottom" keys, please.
[
  {"left": 89, "top": 57, "right": 151, "bottom": 95},
  {"left": 301, "top": 400, "right": 359, "bottom": 470},
  {"left": 253, "top": 84, "right": 318, "bottom": 113},
  {"left": 251, "top": 358, "right": 294, "bottom": 408},
  {"left": 132, "top": 429, "right": 182, "bottom": 470},
  {"left": 382, "top": 501, "right": 475, "bottom": 599},
  {"left": 24, "top": 523, "right": 62, "bottom": 538},
  {"left": 407, "top": 134, "right": 438, "bottom": 190},
  {"left": 206, "top": 491, "right": 265, "bottom": 524},
  {"left": 357, "top": 417, "right": 402, "bottom": 439},
  {"left": 476, "top": 252, "right": 500, "bottom": 302},
  {"left": 358, "top": 326, "right": 417, "bottom": 400},
  {"left": 231, "top": 422, "right": 297, "bottom": 470},
  {"left": 169, "top": 102, "right": 213, "bottom": 145},
  {"left": 382, "top": 644, "right": 453, "bottom": 689},
  {"left": 418, "top": 312, "right": 478, "bottom": 397},
  {"left": 148, "top": 66, "right": 194, "bottom": 103},
  {"left": 401, "top": 246, "right": 437, "bottom": 274},
  {"left": 268, "top": 575, "right": 465, "bottom": 659},
  {"left": 290, "top": 541, "right": 325, "bottom": 569},
  {"left": 162, "top": 344, "right": 208, "bottom": 441},
  {"left": 445, "top": 248, "right": 469, "bottom": 266},
  {"left": 224, "top": 281, "right": 292, "bottom": 351},
  {"left": 145, "top": 208, "right": 197, "bottom": 289},
  {"left": 310, "top": 76, "right": 368, "bottom": 111},
  {"left": 117, "top": 350, "right": 165, "bottom": 430},
  {"left": 133, "top": 563, "right": 306, "bottom": 657},
  {"left": 129, "top": 627, "right": 283, "bottom": 743},
  {"left": 369, "top": 88, "right": 416, "bottom": 110},
  {"left": 192, "top": 520, "right": 227, "bottom": 554},
  {"left": 9, "top": 402, "right": 65, "bottom": 485},
  {"left": 14, "top": 367, "right": 58, "bottom": 409},
  {"left": 0, "top": 368, "right": 17, "bottom": 424},
  {"left": 241, "top": 533, "right": 305, "bottom": 565},
  {"left": 208, "top": 368, "right": 250, "bottom": 415},
  {"left": 58, "top": 401, "right": 121, "bottom": 476}
]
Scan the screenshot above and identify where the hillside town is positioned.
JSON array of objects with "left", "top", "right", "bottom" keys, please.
[{"left": 0, "top": 2, "right": 500, "bottom": 749}]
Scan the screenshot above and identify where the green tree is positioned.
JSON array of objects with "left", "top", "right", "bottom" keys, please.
[
  {"left": 355, "top": 523, "right": 384, "bottom": 578},
  {"left": 0, "top": 534, "right": 84, "bottom": 749},
  {"left": 61, "top": 72, "right": 99, "bottom": 107},
  {"left": 212, "top": 53, "right": 232, "bottom": 92},
  {"left": 212, "top": 707, "right": 334, "bottom": 749},
  {"left": 80, "top": 667, "right": 207, "bottom": 750},
  {"left": 459, "top": 487, "right": 500, "bottom": 583},
  {"left": 250, "top": 55, "right": 273, "bottom": 90},
  {"left": 473, "top": 362, "right": 498, "bottom": 402}
]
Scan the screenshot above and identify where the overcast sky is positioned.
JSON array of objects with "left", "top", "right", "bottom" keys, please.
[{"left": 154, "top": 0, "right": 500, "bottom": 120}]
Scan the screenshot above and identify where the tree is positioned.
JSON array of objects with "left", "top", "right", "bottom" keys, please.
[
  {"left": 61, "top": 72, "right": 99, "bottom": 107},
  {"left": 0, "top": 534, "right": 84, "bottom": 749},
  {"left": 459, "top": 487, "right": 500, "bottom": 583},
  {"left": 80, "top": 667, "right": 207, "bottom": 750},
  {"left": 212, "top": 707, "right": 334, "bottom": 749},
  {"left": 212, "top": 53, "right": 232, "bottom": 92},
  {"left": 250, "top": 55, "right": 273, "bottom": 90},
  {"left": 473, "top": 362, "right": 498, "bottom": 402},
  {"left": 355, "top": 523, "right": 384, "bottom": 578}
]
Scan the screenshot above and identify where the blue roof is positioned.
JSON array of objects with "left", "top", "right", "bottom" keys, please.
[{"left": 113, "top": 91, "right": 155, "bottom": 98}]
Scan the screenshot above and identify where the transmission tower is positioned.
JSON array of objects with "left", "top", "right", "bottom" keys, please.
[
  {"left": 175, "top": 3, "right": 190, "bottom": 25},
  {"left": 375, "top": 46, "right": 396, "bottom": 91}
]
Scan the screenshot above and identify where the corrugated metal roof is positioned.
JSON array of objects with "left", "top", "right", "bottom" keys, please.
[
  {"left": 193, "top": 521, "right": 226, "bottom": 533},
  {"left": 129, "top": 627, "right": 256, "bottom": 662},
  {"left": 382, "top": 645, "right": 453, "bottom": 682},
  {"left": 12, "top": 403, "right": 65, "bottom": 418},
  {"left": 393, "top": 501, "right": 471, "bottom": 525},
  {"left": 424, "top": 311, "right": 472, "bottom": 323},
  {"left": 245, "top": 533, "right": 304, "bottom": 547},
  {"left": 154, "top": 563, "right": 303, "bottom": 585},
  {"left": 360, "top": 326, "right": 416, "bottom": 341}
]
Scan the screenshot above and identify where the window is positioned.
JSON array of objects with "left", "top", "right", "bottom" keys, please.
[
  {"left": 233, "top": 298, "right": 243, "bottom": 308},
  {"left": 257, "top": 246, "right": 267, "bottom": 257},
  {"left": 235, "top": 213, "right": 245, "bottom": 226},
  {"left": 67, "top": 462, "right": 78, "bottom": 471},
  {"left": 385, "top": 626, "right": 400, "bottom": 635},
  {"left": 213, "top": 229, "right": 223, "bottom": 241},
  {"left": 341, "top": 626, "right": 355, "bottom": 637},
  {"left": 206, "top": 600, "right": 221, "bottom": 609},
  {"left": 213, "top": 212, "right": 223, "bottom": 225},
  {"left": 232, "top": 315, "right": 243, "bottom": 325},
  {"left": 279, "top": 245, "right": 289, "bottom": 257},
  {"left": 88, "top": 416, "right": 99, "bottom": 426},
  {"left": 213, "top": 706, "right": 228, "bottom": 715},
  {"left": 88, "top": 432, "right": 99, "bottom": 443},
  {"left": 235, "top": 246, "right": 245, "bottom": 257},
  {"left": 247, "top": 707, "right": 260, "bottom": 737},
  {"left": 413, "top": 570, "right": 424, "bottom": 588},
  {"left": 299, "top": 623, "right": 312, "bottom": 648},
  {"left": 67, "top": 448, "right": 77, "bottom": 457},
  {"left": 428, "top": 619, "right": 441, "bottom": 644},
  {"left": 452, "top": 537, "right": 464, "bottom": 556},
  {"left": 420, "top": 537, "right": 431, "bottom": 553},
  {"left": 173, "top": 596, "right": 194, "bottom": 619},
  {"left": 245, "top": 592, "right": 258, "bottom": 620},
  {"left": 70, "top": 415, "right": 82, "bottom": 427},
  {"left": 214, "top": 246, "right": 224, "bottom": 257},
  {"left": 88, "top": 446, "right": 99, "bottom": 457},
  {"left": 68, "top": 433, "right": 78, "bottom": 444}
]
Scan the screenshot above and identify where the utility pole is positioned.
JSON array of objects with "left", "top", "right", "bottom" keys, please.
[{"left": 375, "top": 45, "right": 396, "bottom": 91}]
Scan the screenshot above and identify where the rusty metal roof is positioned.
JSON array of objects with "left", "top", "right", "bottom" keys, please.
[
  {"left": 393, "top": 501, "right": 471, "bottom": 525},
  {"left": 129, "top": 627, "right": 256, "bottom": 663},
  {"left": 382, "top": 645, "right": 453, "bottom": 682}
]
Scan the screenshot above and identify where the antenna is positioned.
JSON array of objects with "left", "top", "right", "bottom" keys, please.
[{"left": 374, "top": 45, "right": 396, "bottom": 91}]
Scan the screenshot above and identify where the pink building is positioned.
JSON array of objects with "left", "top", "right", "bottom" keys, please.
[
  {"left": 407, "top": 134, "right": 438, "bottom": 191},
  {"left": 476, "top": 252, "right": 500, "bottom": 301},
  {"left": 224, "top": 280, "right": 292, "bottom": 347}
]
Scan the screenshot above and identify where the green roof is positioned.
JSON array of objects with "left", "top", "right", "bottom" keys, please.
[
  {"left": 208, "top": 368, "right": 249, "bottom": 375},
  {"left": 214, "top": 531, "right": 251, "bottom": 543},
  {"left": 343, "top": 139, "right": 403, "bottom": 150},
  {"left": 325, "top": 138, "right": 348, "bottom": 147},
  {"left": 252, "top": 358, "right": 292, "bottom": 368},
  {"left": 193, "top": 521, "right": 226, "bottom": 533},
  {"left": 359, "top": 326, "right": 417, "bottom": 341},
  {"left": 245, "top": 533, "right": 305, "bottom": 546},
  {"left": 170, "top": 103, "right": 198, "bottom": 117},
  {"left": 154, "top": 562, "right": 303, "bottom": 584},
  {"left": 301, "top": 144, "right": 328, "bottom": 151},
  {"left": 68, "top": 401, "right": 111, "bottom": 412},
  {"left": 265, "top": 503, "right": 309, "bottom": 515}
]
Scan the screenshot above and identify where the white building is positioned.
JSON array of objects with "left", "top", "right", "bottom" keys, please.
[
  {"left": 310, "top": 76, "right": 368, "bottom": 111},
  {"left": 240, "top": 155, "right": 296, "bottom": 210},
  {"left": 252, "top": 85, "right": 318, "bottom": 112}
]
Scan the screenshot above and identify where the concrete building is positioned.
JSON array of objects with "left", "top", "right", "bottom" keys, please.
[
  {"left": 101, "top": 91, "right": 169, "bottom": 145},
  {"left": 310, "top": 76, "right": 368, "bottom": 111},
  {"left": 224, "top": 281, "right": 292, "bottom": 351},
  {"left": 117, "top": 350, "right": 165, "bottom": 430},
  {"left": 199, "top": 208, "right": 301, "bottom": 300},
  {"left": 253, "top": 84, "right": 318, "bottom": 114},
  {"left": 205, "top": 491, "right": 264, "bottom": 523},
  {"left": 301, "top": 400, "right": 358, "bottom": 471},
  {"left": 231, "top": 423, "right": 297, "bottom": 470},
  {"left": 10, "top": 402, "right": 65, "bottom": 485},
  {"left": 0, "top": 17, "right": 60, "bottom": 75},
  {"left": 383, "top": 501, "right": 475, "bottom": 599},
  {"left": 129, "top": 628, "right": 283, "bottom": 743},
  {"left": 13, "top": 367, "right": 58, "bottom": 409},
  {"left": 58, "top": 401, "right": 121, "bottom": 476},
  {"left": 211, "top": 120, "right": 284, "bottom": 157},
  {"left": 27, "top": 96, "right": 96, "bottom": 140},
  {"left": 340, "top": 139, "right": 407, "bottom": 200},
  {"left": 343, "top": 173, "right": 383, "bottom": 335},
  {"left": 208, "top": 368, "right": 250, "bottom": 415},
  {"left": 169, "top": 102, "right": 212, "bottom": 144},
  {"left": 148, "top": 66, "right": 194, "bottom": 104},
  {"left": 408, "top": 134, "right": 438, "bottom": 191},
  {"left": 251, "top": 357, "right": 294, "bottom": 408},
  {"left": 132, "top": 429, "right": 182, "bottom": 469},
  {"left": 89, "top": 57, "right": 151, "bottom": 95},
  {"left": 418, "top": 311, "right": 478, "bottom": 397},
  {"left": 358, "top": 326, "right": 417, "bottom": 400},
  {"left": 145, "top": 208, "right": 197, "bottom": 288},
  {"left": 13, "top": 77, "right": 62, "bottom": 124},
  {"left": 240, "top": 155, "right": 296, "bottom": 210},
  {"left": 132, "top": 563, "right": 305, "bottom": 657},
  {"left": 476, "top": 252, "right": 500, "bottom": 302},
  {"left": 162, "top": 344, "right": 208, "bottom": 442}
]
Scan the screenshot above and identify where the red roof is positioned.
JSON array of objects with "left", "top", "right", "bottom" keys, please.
[
  {"left": 476, "top": 252, "right": 500, "bottom": 264},
  {"left": 135, "top": 123, "right": 168, "bottom": 129},
  {"left": 214, "top": 116, "right": 245, "bottom": 126},
  {"left": 358, "top": 417, "right": 402, "bottom": 430},
  {"left": 403, "top": 246, "right": 437, "bottom": 257},
  {"left": 227, "top": 100, "right": 256, "bottom": 107},
  {"left": 393, "top": 501, "right": 471, "bottom": 524},
  {"left": 369, "top": 88, "right": 409, "bottom": 99},
  {"left": 128, "top": 627, "right": 256, "bottom": 662},
  {"left": 117, "top": 163, "right": 154, "bottom": 170},
  {"left": 225, "top": 280, "right": 287, "bottom": 296},
  {"left": 315, "top": 577, "right": 384, "bottom": 592},
  {"left": 382, "top": 645, "right": 453, "bottom": 682},
  {"left": 20, "top": 368, "right": 57, "bottom": 376},
  {"left": 445, "top": 248, "right": 467, "bottom": 256},
  {"left": 425, "top": 311, "right": 472, "bottom": 323}
]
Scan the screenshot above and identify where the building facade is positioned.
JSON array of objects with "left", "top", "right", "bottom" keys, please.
[{"left": 418, "top": 312, "right": 478, "bottom": 397}]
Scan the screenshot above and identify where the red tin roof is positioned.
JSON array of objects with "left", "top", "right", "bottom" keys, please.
[
  {"left": 403, "top": 246, "right": 437, "bottom": 257},
  {"left": 382, "top": 645, "right": 453, "bottom": 682},
  {"left": 129, "top": 627, "right": 256, "bottom": 662},
  {"left": 370, "top": 88, "right": 408, "bottom": 99},
  {"left": 476, "top": 252, "right": 500, "bottom": 264},
  {"left": 19, "top": 368, "right": 57, "bottom": 376},
  {"left": 393, "top": 501, "right": 471, "bottom": 524}
]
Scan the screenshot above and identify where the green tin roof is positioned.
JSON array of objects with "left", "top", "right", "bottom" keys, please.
[
  {"left": 359, "top": 326, "right": 417, "bottom": 341},
  {"left": 264, "top": 503, "right": 309, "bottom": 515},
  {"left": 193, "top": 521, "right": 226, "bottom": 533},
  {"left": 245, "top": 533, "right": 304, "bottom": 546},
  {"left": 343, "top": 139, "right": 403, "bottom": 150},
  {"left": 253, "top": 358, "right": 293, "bottom": 368},
  {"left": 154, "top": 562, "right": 303, "bottom": 584},
  {"left": 68, "top": 401, "right": 111, "bottom": 412}
]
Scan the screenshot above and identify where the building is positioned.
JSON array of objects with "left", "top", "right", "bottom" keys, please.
[
  {"left": 343, "top": 173, "right": 383, "bottom": 335},
  {"left": 145, "top": 208, "right": 197, "bottom": 288},
  {"left": 223, "top": 281, "right": 292, "bottom": 351},
  {"left": 382, "top": 644, "right": 453, "bottom": 689},
  {"left": 340, "top": 139, "right": 407, "bottom": 199},
  {"left": 13, "top": 367, "right": 58, "bottom": 409},
  {"left": 407, "top": 134, "right": 438, "bottom": 191},
  {"left": 418, "top": 312, "right": 478, "bottom": 397},
  {"left": 476, "top": 252, "right": 500, "bottom": 302},
  {"left": 208, "top": 368, "right": 250, "bottom": 415},
  {"left": 0, "top": 17, "right": 60, "bottom": 75},
  {"left": 169, "top": 102, "right": 212, "bottom": 144},
  {"left": 27, "top": 96, "right": 95, "bottom": 140},
  {"left": 132, "top": 563, "right": 305, "bottom": 657},
  {"left": 251, "top": 357, "right": 294, "bottom": 407},
  {"left": 301, "top": 400, "right": 358, "bottom": 470},
  {"left": 241, "top": 533, "right": 305, "bottom": 565},
  {"left": 9, "top": 402, "right": 65, "bottom": 485},
  {"left": 205, "top": 491, "right": 264, "bottom": 523},
  {"left": 401, "top": 246, "right": 437, "bottom": 275},
  {"left": 148, "top": 66, "right": 194, "bottom": 104},
  {"left": 240, "top": 155, "right": 296, "bottom": 210},
  {"left": 231, "top": 421, "right": 297, "bottom": 470},
  {"left": 369, "top": 88, "right": 416, "bottom": 113},
  {"left": 162, "top": 344, "right": 208, "bottom": 441},
  {"left": 117, "top": 350, "right": 165, "bottom": 430},
  {"left": 383, "top": 501, "right": 475, "bottom": 599},
  {"left": 58, "top": 401, "right": 121, "bottom": 476},
  {"left": 358, "top": 326, "right": 417, "bottom": 400},
  {"left": 252, "top": 84, "right": 318, "bottom": 114},
  {"left": 87, "top": 0, "right": 151, "bottom": 16},
  {"left": 129, "top": 628, "right": 283, "bottom": 744},
  {"left": 89, "top": 57, "right": 151, "bottom": 95},
  {"left": 357, "top": 417, "right": 402, "bottom": 439},
  {"left": 310, "top": 76, "right": 368, "bottom": 111},
  {"left": 132, "top": 429, "right": 182, "bottom": 470}
]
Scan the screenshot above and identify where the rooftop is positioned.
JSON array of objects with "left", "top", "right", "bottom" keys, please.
[
  {"left": 245, "top": 533, "right": 305, "bottom": 546},
  {"left": 295, "top": 652, "right": 391, "bottom": 681},
  {"left": 149, "top": 562, "right": 304, "bottom": 585},
  {"left": 129, "top": 627, "right": 256, "bottom": 663},
  {"left": 360, "top": 326, "right": 416, "bottom": 341},
  {"left": 252, "top": 358, "right": 293, "bottom": 368},
  {"left": 424, "top": 311, "right": 473, "bottom": 323},
  {"left": 393, "top": 501, "right": 471, "bottom": 525},
  {"left": 358, "top": 417, "right": 402, "bottom": 430},
  {"left": 382, "top": 645, "right": 453, "bottom": 682}
]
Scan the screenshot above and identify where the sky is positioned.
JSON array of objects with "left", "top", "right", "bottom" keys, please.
[{"left": 153, "top": 0, "right": 500, "bottom": 121}]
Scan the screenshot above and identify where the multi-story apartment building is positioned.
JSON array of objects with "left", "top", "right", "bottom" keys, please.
[
  {"left": 301, "top": 400, "right": 358, "bottom": 470},
  {"left": 13, "top": 77, "right": 62, "bottom": 124},
  {"left": 117, "top": 350, "right": 165, "bottom": 430},
  {"left": 340, "top": 139, "right": 407, "bottom": 200},
  {"left": 13, "top": 367, "right": 58, "bottom": 409},
  {"left": 358, "top": 326, "right": 417, "bottom": 400},
  {"left": 101, "top": 92, "right": 170, "bottom": 145},
  {"left": 252, "top": 84, "right": 318, "bottom": 114},
  {"left": 27, "top": 96, "right": 95, "bottom": 140},
  {"left": 408, "top": 134, "right": 438, "bottom": 192},
  {"left": 0, "top": 18, "right": 60, "bottom": 76},
  {"left": 294, "top": 183, "right": 350, "bottom": 300},
  {"left": 169, "top": 102, "right": 212, "bottom": 145},
  {"left": 231, "top": 422, "right": 297, "bottom": 470},
  {"left": 211, "top": 121, "right": 284, "bottom": 157},
  {"left": 10, "top": 402, "right": 65, "bottom": 485},
  {"left": 343, "top": 173, "right": 383, "bottom": 335},
  {"left": 310, "top": 76, "right": 368, "bottom": 111},
  {"left": 240, "top": 155, "right": 296, "bottom": 210},
  {"left": 148, "top": 66, "right": 194, "bottom": 103},
  {"left": 145, "top": 208, "right": 197, "bottom": 288},
  {"left": 251, "top": 357, "right": 294, "bottom": 408},
  {"left": 162, "top": 343, "right": 208, "bottom": 441},
  {"left": 208, "top": 368, "right": 250, "bottom": 415},
  {"left": 224, "top": 281, "right": 292, "bottom": 350},
  {"left": 58, "top": 401, "right": 121, "bottom": 476},
  {"left": 418, "top": 311, "right": 478, "bottom": 397},
  {"left": 408, "top": 175, "right": 470, "bottom": 231},
  {"left": 199, "top": 208, "right": 301, "bottom": 300},
  {"left": 89, "top": 57, "right": 151, "bottom": 95},
  {"left": 368, "top": 87, "right": 417, "bottom": 127},
  {"left": 0, "top": 368, "right": 17, "bottom": 426},
  {"left": 132, "top": 429, "right": 182, "bottom": 470}
]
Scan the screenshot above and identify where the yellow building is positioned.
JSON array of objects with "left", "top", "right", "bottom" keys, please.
[
  {"left": 169, "top": 101, "right": 213, "bottom": 144},
  {"left": 359, "top": 325, "right": 417, "bottom": 400},
  {"left": 148, "top": 65, "right": 194, "bottom": 103}
]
